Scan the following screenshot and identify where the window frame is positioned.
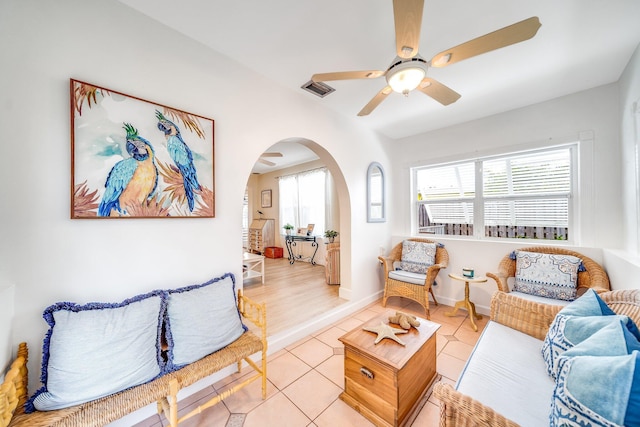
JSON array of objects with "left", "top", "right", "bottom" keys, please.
[{"left": 411, "top": 143, "right": 578, "bottom": 242}]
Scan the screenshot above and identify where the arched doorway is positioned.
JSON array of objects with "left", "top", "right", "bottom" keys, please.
[{"left": 241, "top": 138, "right": 352, "bottom": 336}]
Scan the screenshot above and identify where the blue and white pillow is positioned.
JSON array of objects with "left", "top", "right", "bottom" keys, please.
[
  {"left": 165, "top": 273, "right": 247, "bottom": 370},
  {"left": 27, "top": 290, "right": 166, "bottom": 411},
  {"left": 550, "top": 351, "right": 640, "bottom": 427},
  {"left": 399, "top": 240, "right": 436, "bottom": 274},
  {"left": 513, "top": 251, "right": 581, "bottom": 301}
]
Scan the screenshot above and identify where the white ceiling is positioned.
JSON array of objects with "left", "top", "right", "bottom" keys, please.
[
  {"left": 252, "top": 140, "right": 319, "bottom": 175},
  {"left": 119, "top": 0, "right": 640, "bottom": 165}
]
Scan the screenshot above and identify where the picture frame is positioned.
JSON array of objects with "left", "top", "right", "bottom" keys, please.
[
  {"left": 261, "top": 189, "right": 272, "bottom": 208},
  {"left": 297, "top": 227, "right": 305, "bottom": 235},
  {"left": 306, "top": 224, "right": 315, "bottom": 236},
  {"left": 70, "top": 79, "right": 215, "bottom": 218}
]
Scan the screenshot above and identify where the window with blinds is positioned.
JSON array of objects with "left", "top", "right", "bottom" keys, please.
[
  {"left": 242, "top": 189, "right": 249, "bottom": 249},
  {"left": 413, "top": 145, "right": 574, "bottom": 240}
]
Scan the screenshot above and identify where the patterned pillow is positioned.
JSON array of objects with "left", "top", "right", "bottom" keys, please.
[
  {"left": 550, "top": 351, "right": 640, "bottom": 427},
  {"left": 27, "top": 291, "right": 166, "bottom": 411},
  {"left": 165, "top": 273, "right": 247, "bottom": 370},
  {"left": 399, "top": 240, "right": 436, "bottom": 274},
  {"left": 513, "top": 251, "right": 581, "bottom": 301}
]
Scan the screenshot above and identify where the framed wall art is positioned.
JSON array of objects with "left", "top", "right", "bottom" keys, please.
[
  {"left": 70, "top": 79, "right": 215, "bottom": 218},
  {"left": 261, "top": 189, "right": 272, "bottom": 208}
]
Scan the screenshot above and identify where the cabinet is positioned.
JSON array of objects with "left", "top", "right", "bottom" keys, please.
[
  {"left": 325, "top": 242, "right": 340, "bottom": 284},
  {"left": 248, "top": 219, "right": 274, "bottom": 255}
]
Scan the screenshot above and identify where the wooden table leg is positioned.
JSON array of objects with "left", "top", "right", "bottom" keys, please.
[{"left": 445, "top": 281, "right": 482, "bottom": 331}]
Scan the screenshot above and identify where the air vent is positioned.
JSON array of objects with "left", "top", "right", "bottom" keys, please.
[{"left": 301, "top": 80, "right": 335, "bottom": 98}]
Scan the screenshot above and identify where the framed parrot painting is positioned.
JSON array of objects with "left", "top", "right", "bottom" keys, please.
[{"left": 70, "top": 79, "right": 215, "bottom": 218}]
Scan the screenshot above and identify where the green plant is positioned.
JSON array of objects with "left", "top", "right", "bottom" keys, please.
[
  {"left": 324, "top": 230, "right": 338, "bottom": 238},
  {"left": 283, "top": 223, "right": 294, "bottom": 230}
]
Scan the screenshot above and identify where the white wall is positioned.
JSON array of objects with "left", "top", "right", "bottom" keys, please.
[
  {"left": 387, "top": 84, "right": 625, "bottom": 311},
  {"left": 619, "top": 42, "right": 640, "bottom": 255},
  {"left": 0, "top": 0, "right": 392, "bottom": 397},
  {"left": 0, "top": 284, "right": 15, "bottom": 375}
]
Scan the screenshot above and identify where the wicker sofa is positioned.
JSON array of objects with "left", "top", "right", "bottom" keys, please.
[
  {"left": 0, "top": 288, "right": 266, "bottom": 427},
  {"left": 434, "top": 289, "right": 640, "bottom": 426}
]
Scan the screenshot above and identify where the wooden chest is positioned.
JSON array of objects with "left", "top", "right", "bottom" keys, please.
[
  {"left": 264, "top": 246, "right": 283, "bottom": 258},
  {"left": 338, "top": 311, "right": 439, "bottom": 427}
]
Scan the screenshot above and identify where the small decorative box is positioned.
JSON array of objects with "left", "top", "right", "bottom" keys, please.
[{"left": 462, "top": 267, "right": 474, "bottom": 278}]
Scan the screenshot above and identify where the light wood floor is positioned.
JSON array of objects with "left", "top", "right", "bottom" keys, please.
[{"left": 242, "top": 257, "right": 345, "bottom": 336}]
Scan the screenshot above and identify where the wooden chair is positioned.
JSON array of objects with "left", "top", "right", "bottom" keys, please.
[
  {"left": 378, "top": 238, "right": 449, "bottom": 319},
  {"left": 487, "top": 246, "right": 611, "bottom": 299}
]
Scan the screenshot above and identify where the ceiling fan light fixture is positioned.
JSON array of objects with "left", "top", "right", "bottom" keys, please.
[{"left": 386, "top": 60, "right": 426, "bottom": 95}]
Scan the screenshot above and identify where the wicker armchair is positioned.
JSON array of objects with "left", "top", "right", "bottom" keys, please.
[
  {"left": 378, "top": 238, "right": 449, "bottom": 319},
  {"left": 487, "top": 246, "right": 611, "bottom": 298},
  {"left": 435, "top": 289, "right": 640, "bottom": 427}
]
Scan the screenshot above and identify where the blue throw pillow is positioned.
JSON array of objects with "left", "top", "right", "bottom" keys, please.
[
  {"left": 550, "top": 351, "right": 640, "bottom": 427},
  {"left": 513, "top": 251, "right": 581, "bottom": 301},
  {"left": 542, "top": 314, "right": 638, "bottom": 379},
  {"left": 399, "top": 240, "right": 436, "bottom": 274},
  {"left": 165, "top": 273, "right": 247, "bottom": 370},
  {"left": 554, "top": 320, "right": 640, "bottom": 380},
  {"left": 558, "top": 289, "right": 616, "bottom": 317},
  {"left": 27, "top": 291, "right": 166, "bottom": 411}
]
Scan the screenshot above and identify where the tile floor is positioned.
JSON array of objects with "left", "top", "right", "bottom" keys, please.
[{"left": 133, "top": 297, "right": 488, "bottom": 427}]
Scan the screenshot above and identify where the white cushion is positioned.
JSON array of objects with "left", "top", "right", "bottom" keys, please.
[
  {"left": 509, "top": 291, "right": 570, "bottom": 306},
  {"left": 456, "top": 321, "right": 555, "bottom": 426},
  {"left": 29, "top": 291, "right": 165, "bottom": 411},
  {"left": 165, "top": 273, "right": 246, "bottom": 369},
  {"left": 388, "top": 269, "right": 426, "bottom": 286}
]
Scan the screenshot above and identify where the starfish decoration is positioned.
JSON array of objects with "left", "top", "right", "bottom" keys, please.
[{"left": 363, "top": 321, "right": 408, "bottom": 346}]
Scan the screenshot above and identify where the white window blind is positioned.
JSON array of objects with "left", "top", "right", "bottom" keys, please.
[
  {"left": 483, "top": 149, "right": 570, "bottom": 227},
  {"left": 242, "top": 188, "right": 249, "bottom": 248},
  {"left": 417, "top": 162, "right": 474, "bottom": 224}
]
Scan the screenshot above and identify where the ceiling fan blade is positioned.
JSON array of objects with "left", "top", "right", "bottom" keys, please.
[
  {"left": 258, "top": 158, "right": 276, "bottom": 167},
  {"left": 393, "top": 0, "right": 424, "bottom": 59},
  {"left": 358, "top": 86, "right": 393, "bottom": 116},
  {"left": 261, "top": 152, "right": 283, "bottom": 158},
  {"left": 417, "top": 78, "right": 461, "bottom": 106},
  {"left": 312, "top": 70, "right": 385, "bottom": 82},
  {"left": 430, "top": 16, "right": 541, "bottom": 68}
]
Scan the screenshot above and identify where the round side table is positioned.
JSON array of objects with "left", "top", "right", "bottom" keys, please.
[{"left": 446, "top": 273, "right": 488, "bottom": 331}]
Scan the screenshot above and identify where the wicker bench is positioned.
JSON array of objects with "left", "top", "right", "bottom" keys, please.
[
  {"left": 0, "top": 289, "right": 266, "bottom": 427},
  {"left": 434, "top": 289, "right": 640, "bottom": 427}
]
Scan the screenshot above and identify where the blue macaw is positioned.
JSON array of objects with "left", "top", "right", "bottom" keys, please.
[
  {"left": 98, "top": 123, "right": 158, "bottom": 217},
  {"left": 155, "top": 110, "right": 201, "bottom": 211}
]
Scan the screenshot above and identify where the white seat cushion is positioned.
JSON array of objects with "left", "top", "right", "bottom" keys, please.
[
  {"left": 510, "top": 290, "right": 570, "bottom": 306},
  {"left": 456, "top": 321, "right": 556, "bottom": 427},
  {"left": 388, "top": 269, "right": 426, "bottom": 286}
]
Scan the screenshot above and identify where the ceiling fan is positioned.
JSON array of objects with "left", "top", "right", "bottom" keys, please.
[
  {"left": 257, "top": 152, "right": 283, "bottom": 167},
  {"left": 310, "top": 0, "right": 541, "bottom": 116}
]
